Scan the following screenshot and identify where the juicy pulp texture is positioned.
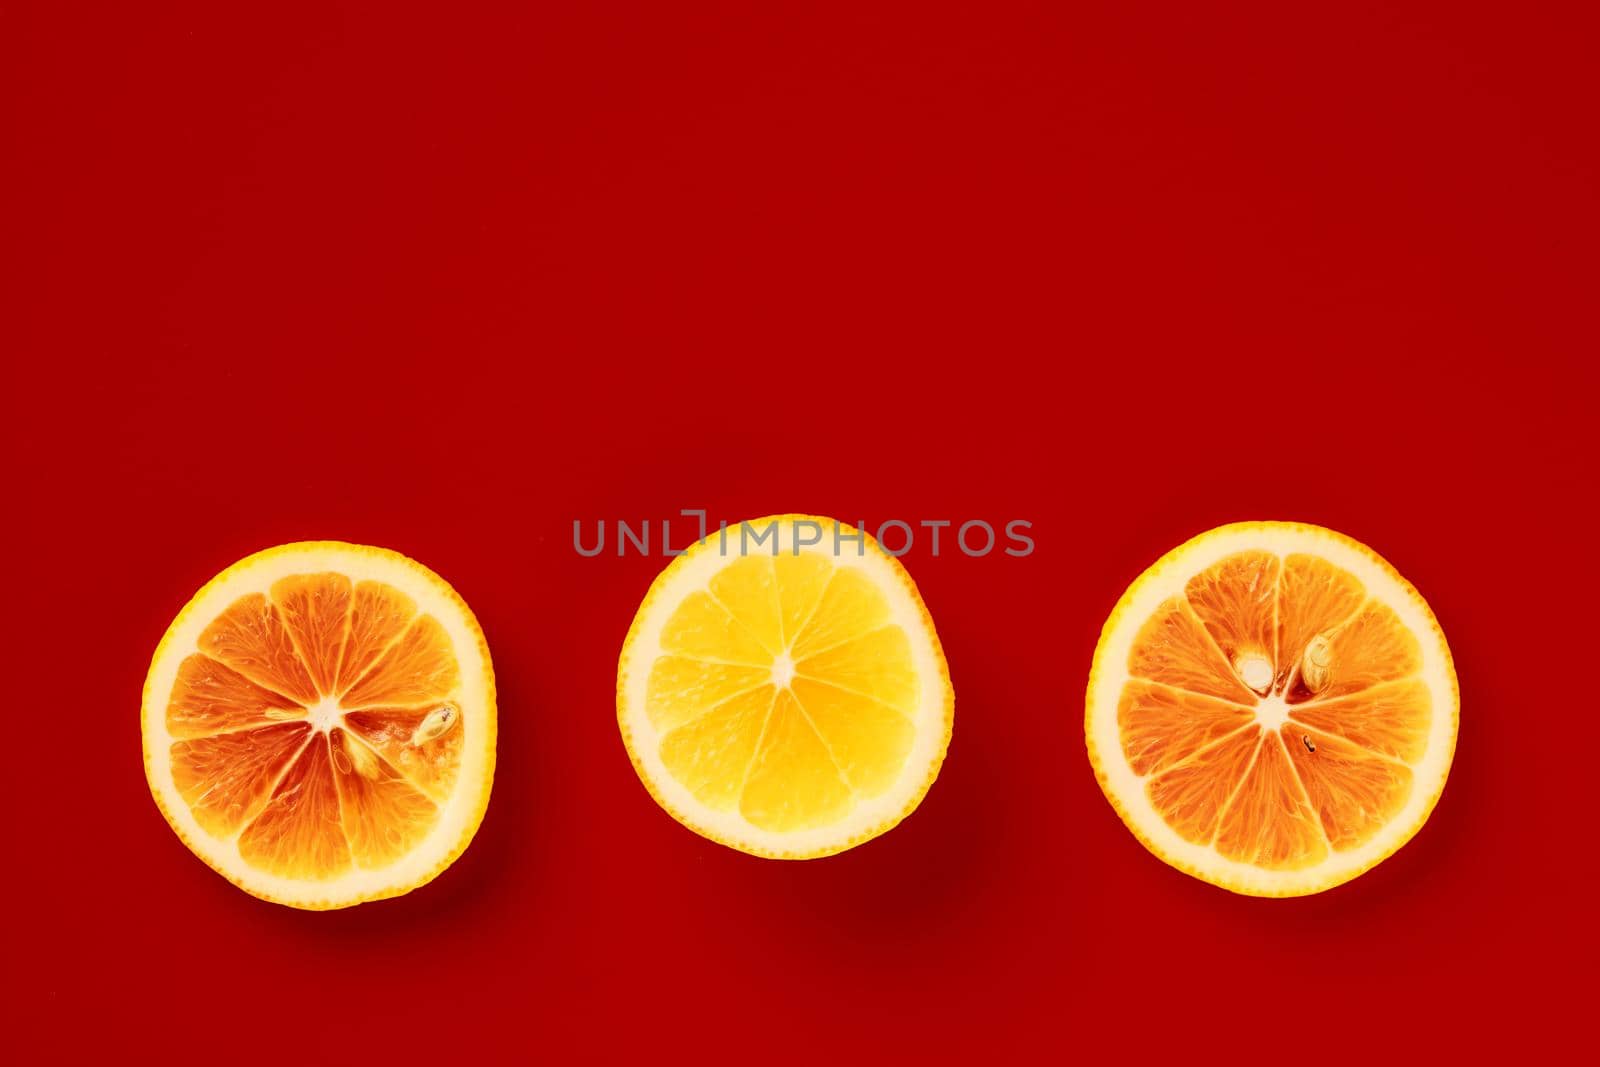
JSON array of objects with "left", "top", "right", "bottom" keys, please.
[
  {"left": 646, "top": 555, "right": 919, "bottom": 833},
  {"left": 167, "top": 573, "right": 464, "bottom": 879},
  {"left": 1120, "top": 552, "right": 1431, "bottom": 871}
]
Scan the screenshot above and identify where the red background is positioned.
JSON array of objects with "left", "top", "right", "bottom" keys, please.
[{"left": 5, "top": 2, "right": 1596, "bottom": 1061}]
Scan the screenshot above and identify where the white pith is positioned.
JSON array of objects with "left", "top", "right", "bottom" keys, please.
[
  {"left": 1087, "top": 523, "right": 1457, "bottom": 896},
  {"left": 308, "top": 697, "right": 341, "bottom": 731},
  {"left": 1255, "top": 696, "right": 1291, "bottom": 730},
  {"left": 618, "top": 519, "right": 952, "bottom": 857},
  {"left": 142, "top": 543, "right": 494, "bottom": 908},
  {"left": 770, "top": 652, "right": 796, "bottom": 688}
]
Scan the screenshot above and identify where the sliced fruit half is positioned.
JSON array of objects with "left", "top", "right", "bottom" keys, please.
[
  {"left": 1086, "top": 522, "right": 1457, "bottom": 896},
  {"left": 142, "top": 542, "right": 495, "bottom": 909},
  {"left": 617, "top": 515, "right": 954, "bottom": 858}
]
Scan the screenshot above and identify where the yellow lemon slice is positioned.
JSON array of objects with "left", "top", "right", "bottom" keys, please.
[
  {"left": 141, "top": 542, "right": 495, "bottom": 909},
  {"left": 1087, "top": 522, "right": 1457, "bottom": 896},
  {"left": 618, "top": 515, "right": 953, "bottom": 857}
]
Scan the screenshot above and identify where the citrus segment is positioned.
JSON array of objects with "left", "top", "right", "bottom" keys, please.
[
  {"left": 335, "top": 580, "right": 417, "bottom": 695},
  {"left": 774, "top": 552, "right": 833, "bottom": 645},
  {"left": 1287, "top": 680, "right": 1432, "bottom": 763},
  {"left": 789, "top": 567, "right": 891, "bottom": 659},
  {"left": 708, "top": 556, "right": 784, "bottom": 653},
  {"left": 271, "top": 572, "right": 353, "bottom": 695},
  {"left": 1087, "top": 522, "right": 1457, "bottom": 896},
  {"left": 740, "top": 688, "right": 855, "bottom": 832},
  {"left": 198, "top": 593, "right": 320, "bottom": 705},
  {"left": 1146, "top": 726, "right": 1261, "bottom": 845},
  {"left": 170, "top": 721, "right": 311, "bottom": 837},
  {"left": 342, "top": 614, "right": 460, "bottom": 708},
  {"left": 328, "top": 729, "right": 440, "bottom": 869},
  {"left": 1311, "top": 600, "right": 1422, "bottom": 700},
  {"left": 1184, "top": 550, "right": 1280, "bottom": 687},
  {"left": 1128, "top": 597, "right": 1257, "bottom": 703},
  {"left": 167, "top": 654, "right": 305, "bottom": 738},
  {"left": 790, "top": 677, "right": 914, "bottom": 796},
  {"left": 795, "top": 626, "right": 918, "bottom": 714},
  {"left": 142, "top": 542, "right": 495, "bottom": 909},
  {"left": 661, "top": 591, "right": 773, "bottom": 665},
  {"left": 1276, "top": 553, "right": 1365, "bottom": 691},
  {"left": 1211, "top": 733, "right": 1328, "bottom": 870},
  {"left": 618, "top": 516, "right": 953, "bottom": 858},
  {"left": 1286, "top": 728, "right": 1413, "bottom": 850},
  {"left": 1117, "top": 680, "right": 1255, "bottom": 777},
  {"left": 659, "top": 685, "right": 775, "bottom": 811},
  {"left": 645, "top": 656, "right": 771, "bottom": 733},
  {"left": 237, "top": 736, "right": 352, "bottom": 880},
  {"left": 343, "top": 706, "right": 465, "bottom": 803}
]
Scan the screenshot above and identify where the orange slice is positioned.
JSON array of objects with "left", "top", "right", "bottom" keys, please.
[
  {"left": 142, "top": 542, "right": 495, "bottom": 909},
  {"left": 617, "top": 515, "right": 954, "bottom": 857},
  {"left": 1086, "top": 522, "right": 1457, "bottom": 895}
]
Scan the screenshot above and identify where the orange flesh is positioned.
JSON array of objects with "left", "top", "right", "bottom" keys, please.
[
  {"left": 166, "top": 573, "right": 462, "bottom": 880},
  {"left": 1121, "top": 552, "right": 1430, "bottom": 869}
]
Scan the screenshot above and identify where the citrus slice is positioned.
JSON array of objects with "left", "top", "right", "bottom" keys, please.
[
  {"left": 617, "top": 515, "right": 954, "bottom": 858},
  {"left": 1086, "top": 522, "right": 1457, "bottom": 896},
  {"left": 142, "top": 542, "right": 495, "bottom": 909}
]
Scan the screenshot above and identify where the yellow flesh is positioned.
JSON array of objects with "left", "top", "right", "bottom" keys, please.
[{"left": 646, "top": 554, "right": 919, "bottom": 833}]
